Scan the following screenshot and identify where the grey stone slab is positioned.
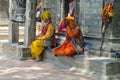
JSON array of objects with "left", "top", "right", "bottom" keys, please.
[
  {"left": 43, "top": 49, "right": 120, "bottom": 80},
  {"left": 0, "top": 42, "right": 31, "bottom": 60}
]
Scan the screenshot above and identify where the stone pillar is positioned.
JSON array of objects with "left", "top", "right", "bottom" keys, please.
[
  {"left": 79, "top": 0, "right": 105, "bottom": 56},
  {"left": 24, "top": 0, "right": 37, "bottom": 46},
  {"left": 74, "top": 0, "right": 80, "bottom": 23},
  {"left": 108, "top": 0, "right": 120, "bottom": 52},
  {"left": 9, "top": 0, "right": 19, "bottom": 43},
  {"left": 60, "top": 0, "right": 64, "bottom": 20}
]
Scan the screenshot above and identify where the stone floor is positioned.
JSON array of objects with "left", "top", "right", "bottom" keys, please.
[{"left": 0, "top": 52, "right": 95, "bottom": 80}]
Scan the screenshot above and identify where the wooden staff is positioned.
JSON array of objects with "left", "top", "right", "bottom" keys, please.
[{"left": 100, "top": 0, "right": 115, "bottom": 56}]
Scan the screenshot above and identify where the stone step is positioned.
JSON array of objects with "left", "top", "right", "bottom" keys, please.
[
  {"left": 43, "top": 49, "right": 120, "bottom": 80},
  {"left": 0, "top": 41, "right": 31, "bottom": 60},
  {"left": 1, "top": 40, "right": 120, "bottom": 80},
  {"left": 0, "top": 32, "right": 24, "bottom": 35},
  {"left": 0, "top": 20, "right": 9, "bottom": 26},
  {"left": 43, "top": 49, "right": 85, "bottom": 69},
  {"left": 0, "top": 26, "right": 24, "bottom": 35}
]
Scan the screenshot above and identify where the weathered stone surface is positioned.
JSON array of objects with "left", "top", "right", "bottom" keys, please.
[
  {"left": 108, "top": 0, "right": 120, "bottom": 51},
  {"left": 43, "top": 49, "right": 120, "bottom": 80},
  {"left": 0, "top": 42, "right": 3, "bottom": 52},
  {"left": 79, "top": 0, "right": 102, "bottom": 38},
  {"left": 43, "top": 49, "right": 86, "bottom": 69},
  {"left": 24, "top": 0, "right": 37, "bottom": 46},
  {"left": 1, "top": 41, "right": 120, "bottom": 80},
  {"left": 78, "top": 0, "right": 120, "bottom": 57},
  {"left": 9, "top": 22, "right": 19, "bottom": 43},
  {"left": 0, "top": 42, "right": 31, "bottom": 60},
  {"left": 0, "top": 0, "right": 9, "bottom": 19}
]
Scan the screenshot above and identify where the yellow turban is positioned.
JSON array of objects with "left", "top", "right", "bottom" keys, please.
[
  {"left": 41, "top": 11, "right": 51, "bottom": 20},
  {"left": 65, "top": 16, "right": 77, "bottom": 29}
]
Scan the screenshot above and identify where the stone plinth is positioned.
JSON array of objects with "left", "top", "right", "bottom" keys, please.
[
  {"left": 87, "top": 58, "right": 120, "bottom": 80},
  {"left": 0, "top": 42, "right": 31, "bottom": 60}
]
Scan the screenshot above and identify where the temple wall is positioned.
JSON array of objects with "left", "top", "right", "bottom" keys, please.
[{"left": 0, "top": 0, "right": 9, "bottom": 20}]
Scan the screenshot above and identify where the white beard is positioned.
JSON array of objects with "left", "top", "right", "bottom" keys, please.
[{"left": 44, "top": 21, "right": 49, "bottom": 25}]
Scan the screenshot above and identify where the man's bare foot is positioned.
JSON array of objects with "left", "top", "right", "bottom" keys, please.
[{"left": 34, "top": 56, "right": 42, "bottom": 62}]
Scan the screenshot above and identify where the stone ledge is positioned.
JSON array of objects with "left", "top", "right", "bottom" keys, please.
[
  {"left": 0, "top": 19, "right": 9, "bottom": 26},
  {"left": 1, "top": 42, "right": 120, "bottom": 80},
  {"left": 43, "top": 49, "right": 120, "bottom": 80},
  {"left": 0, "top": 42, "right": 32, "bottom": 60},
  {"left": 43, "top": 49, "right": 85, "bottom": 69},
  {"left": 88, "top": 58, "right": 120, "bottom": 75}
]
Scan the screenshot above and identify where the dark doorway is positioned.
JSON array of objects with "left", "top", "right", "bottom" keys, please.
[{"left": 64, "top": 0, "right": 71, "bottom": 17}]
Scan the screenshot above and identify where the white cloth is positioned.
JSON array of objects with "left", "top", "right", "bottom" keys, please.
[{"left": 36, "top": 10, "right": 42, "bottom": 18}]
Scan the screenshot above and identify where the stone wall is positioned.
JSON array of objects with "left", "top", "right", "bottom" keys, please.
[
  {"left": 79, "top": 0, "right": 102, "bottom": 38},
  {"left": 41, "top": 0, "right": 63, "bottom": 31},
  {"left": 0, "top": 0, "right": 9, "bottom": 20},
  {"left": 79, "top": 0, "right": 120, "bottom": 56}
]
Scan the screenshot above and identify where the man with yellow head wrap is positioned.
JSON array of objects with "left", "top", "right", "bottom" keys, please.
[
  {"left": 30, "top": 11, "right": 55, "bottom": 61},
  {"left": 52, "top": 16, "right": 84, "bottom": 56}
]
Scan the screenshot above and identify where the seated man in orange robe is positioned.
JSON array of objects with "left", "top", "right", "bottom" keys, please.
[{"left": 52, "top": 16, "right": 84, "bottom": 56}]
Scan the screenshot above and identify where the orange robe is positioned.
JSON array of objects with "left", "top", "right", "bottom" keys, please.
[{"left": 52, "top": 26, "right": 81, "bottom": 56}]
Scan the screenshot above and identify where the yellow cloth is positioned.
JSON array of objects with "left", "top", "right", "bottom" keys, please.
[
  {"left": 38, "top": 24, "right": 55, "bottom": 40},
  {"left": 30, "top": 23, "right": 55, "bottom": 59},
  {"left": 31, "top": 40, "right": 44, "bottom": 59}
]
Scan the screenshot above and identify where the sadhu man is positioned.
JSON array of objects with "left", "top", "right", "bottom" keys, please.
[
  {"left": 52, "top": 16, "right": 84, "bottom": 56},
  {"left": 30, "top": 11, "right": 55, "bottom": 61}
]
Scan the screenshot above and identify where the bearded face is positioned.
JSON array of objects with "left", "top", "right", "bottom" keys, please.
[{"left": 43, "top": 18, "right": 50, "bottom": 25}]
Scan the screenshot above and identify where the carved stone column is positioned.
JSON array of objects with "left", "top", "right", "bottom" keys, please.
[
  {"left": 9, "top": 0, "right": 19, "bottom": 43},
  {"left": 108, "top": 0, "right": 120, "bottom": 52},
  {"left": 74, "top": 0, "right": 80, "bottom": 23},
  {"left": 24, "top": 0, "right": 37, "bottom": 46}
]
